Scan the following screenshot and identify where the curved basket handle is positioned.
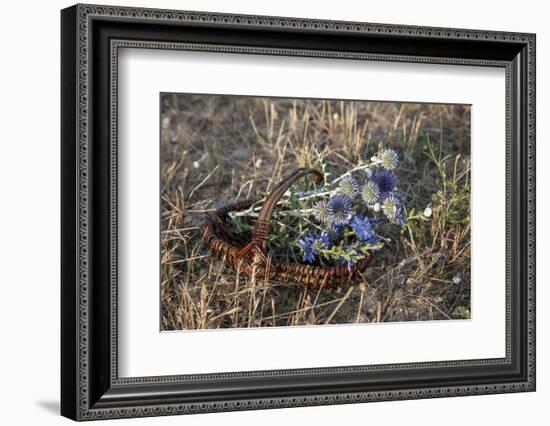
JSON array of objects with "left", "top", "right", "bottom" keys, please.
[{"left": 250, "top": 168, "right": 323, "bottom": 254}]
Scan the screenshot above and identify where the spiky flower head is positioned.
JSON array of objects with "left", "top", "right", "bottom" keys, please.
[
  {"left": 327, "top": 195, "right": 353, "bottom": 225},
  {"left": 338, "top": 175, "right": 360, "bottom": 199},
  {"left": 312, "top": 199, "right": 330, "bottom": 224},
  {"left": 382, "top": 194, "right": 401, "bottom": 222},
  {"left": 378, "top": 148, "right": 399, "bottom": 171},
  {"left": 371, "top": 170, "right": 397, "bottom": 196},
  {"left": 361, "top": 181, "right": 381, "bottom": 205},
  {"left": 327, "top": 223, "right": 344, "bottom": 242}
]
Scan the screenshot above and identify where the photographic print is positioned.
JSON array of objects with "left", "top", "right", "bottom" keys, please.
[
  {"left": 61, "top": 7, "right": 536, "bottom": 418},
  {"left": 160, "top": 94, "right": 472, "bottom": 330}
]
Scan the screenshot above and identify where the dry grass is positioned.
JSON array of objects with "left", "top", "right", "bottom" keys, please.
[{"left": 160, "top": 94, "right": 471, "bottom": 330}]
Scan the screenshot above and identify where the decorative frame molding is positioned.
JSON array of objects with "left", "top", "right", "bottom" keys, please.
[{"left": 61, "top": 3, "right": 535, "bottom": 421}]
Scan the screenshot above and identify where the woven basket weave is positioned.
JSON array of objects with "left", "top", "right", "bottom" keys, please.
[{"left": 201, "top": 168, "right": 372, "bottom": 287}]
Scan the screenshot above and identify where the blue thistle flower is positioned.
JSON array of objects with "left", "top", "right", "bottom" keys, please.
[
  {"left": 371, "top": 170, "right": 397, "bottom": 196},
  {"left": 317, "top": 231, "right": 331, "bottom": 249},
  {"left": 338, "top": 175, "right": 360, "bottom": 199},
  {"left": 327, "top": 195, "right": 353, "bottom": 225},
  {"left": 350, "top": 215, "right": 376, "bottom": 242},
  {"left": 297, "top": 235, "right": 318, "bottom": 264},
  {"left": 361, "top": 181, "right": 381, "bottom": 205},
  {"left": 312, "top": 199, "right": 330, "bottom": 224},
  {"left": 327, "top": 223, "right": 345, "bottom": 242},
  {"left": 379, "top": 149, "right": 399, "bottom": 171}
]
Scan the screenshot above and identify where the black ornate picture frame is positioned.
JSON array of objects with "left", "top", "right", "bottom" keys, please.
[{"left": 61, "top": 4, "right": 536, "bottom": 421}]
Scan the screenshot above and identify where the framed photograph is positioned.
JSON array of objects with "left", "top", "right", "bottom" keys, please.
[{"left": 61, "top": 4, "right": 536, "bottom": 421}]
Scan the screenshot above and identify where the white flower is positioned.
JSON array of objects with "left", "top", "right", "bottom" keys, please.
[
  {"left": 382, "top": 195, "right": 399, "bottom": 220},
  {"left": 338, "top": 175, "right": 360, "bottom": 199},
  {"left": 423, "top": 207, "right": 432, "bottom": 218},
  {"left": 373, "top": 202, "right": 381, "bottom": 212},
  {"left": 452, "top": 274, "right": 462, "bottom": 285},
  {"left": 312, "top": 199, "right": 330, "bottom": 224},
  {"left": 361, "top": 181, "right": 380, "bottom": 205},
  {"left": 255, "top": 158, "right": 263, "bottom": 168},
  {"left": 192, "top": 161, "right": 200, "bottom": 169},
  {"left": 378, "top": 149, "right": 399, "bottom": 171}
]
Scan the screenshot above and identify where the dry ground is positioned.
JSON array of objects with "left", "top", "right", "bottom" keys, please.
[{"left": 160, "top": 94, "right": 471, "bottom": 330}]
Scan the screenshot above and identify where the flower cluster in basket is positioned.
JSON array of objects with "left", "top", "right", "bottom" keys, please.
[
  {"left": 228, "top": 147, "right": 409, "bottom": 270},
  {"left": 293, "top": 148, "right": 405, "bottom": 269}
]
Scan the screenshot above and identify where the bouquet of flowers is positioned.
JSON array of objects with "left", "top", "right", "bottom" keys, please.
[{"left": 229, "top": 147, "right": 407, "bottom": 270}]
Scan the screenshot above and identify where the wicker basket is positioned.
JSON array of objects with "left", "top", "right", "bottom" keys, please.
[{"left": 201, "top": 168, "right": 372, "bottom": 287}]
